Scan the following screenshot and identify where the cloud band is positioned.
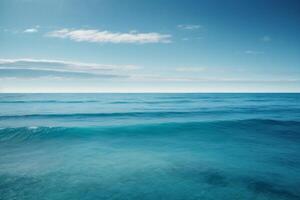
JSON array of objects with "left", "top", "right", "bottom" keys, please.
[{"left": 46, "top": 29, "right": 171, "bottom": 44}]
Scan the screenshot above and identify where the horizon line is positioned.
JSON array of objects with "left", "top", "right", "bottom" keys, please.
[{"left": 1, "top": 92, "right": 299, "bottom": 94}]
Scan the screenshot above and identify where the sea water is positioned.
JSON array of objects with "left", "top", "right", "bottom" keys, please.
[{"left": 0, "top": 93, "right": 299, "bottom": 200}]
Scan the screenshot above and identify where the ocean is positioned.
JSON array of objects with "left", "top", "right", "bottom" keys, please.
[{"left": 0, "top": 93, "right": 299, "bottom": 200}]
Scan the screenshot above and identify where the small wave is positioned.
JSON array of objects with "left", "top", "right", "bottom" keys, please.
[
  {"left": 110, "top": 100, "right": 193, "bottom": 104},
  {"left": 0, "top": 119, "right": 299, "bottom": 143},
  {"left": 0, "top": 100, "right": 100, "bottom": 104},
  {"left": 0, "top": 100, "right": 194, "bottom": 104},
  {"left": 0, "top": 107, "right": 299, "bottom": 120},
  {"left": 0, "top": 110, "right": 229, "bottom": 119},
  {"left": 28, "top": 126, "right": 39, "bottom": 129}
]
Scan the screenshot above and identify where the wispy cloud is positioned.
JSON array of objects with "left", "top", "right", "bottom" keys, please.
[
  {"left": 24, "top": 28, "right": 38, "bottom": 33},
  {"left": 46, "top": 29, "right": 172, "bottom": 44},
  {"left": 245, "top": 50, "right": 264, "bottom": 55},
  {"left": 0, "top": 58, "right": 139, "bottom": 71},
  {"left": 261, "top": 35, "right": 271, "bottom": 42},
  {"left": 24, "top": 26, "right": 39, "bottom": 33},
  {"left": 0, "top": 58, "right": 138, "bottom": 79},
  {"left": 177, "top": 24, "right": 202, "bottom": 30},
  {"left": 0, "top": 68, "right": 124, "bottom": 79},
  {"left": 129, "top": 74, "right": 300, "bottom": 83},
  {"left": 2, "top": 59, "right": 297, "bottom": 84},
  {"left": 176, "top": 67, "right": 206, "bottom": 72}
]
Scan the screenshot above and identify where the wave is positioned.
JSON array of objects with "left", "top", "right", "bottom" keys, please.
[
  {"left": 1, "top": 119, "right": 299, "bottom": 143},
  {"left": 0, "top": 110, "right": 248, "bottom": 120},
  {"left": 110, "top": 100, "right": 193, "bottom": 104},
  {"left": 0, "top": 100, "right": 100, "bottom": 103},
  {"left": 0, "top": 111, "right": 220, "bottom": 119},
  {"left": 0, "top": 107, "right": 299, "bottom": 119},
  {"left": 0, "top": 99, "right": 194, "bottom": 104}
]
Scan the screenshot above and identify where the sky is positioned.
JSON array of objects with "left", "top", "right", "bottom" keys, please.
[{"left": 0, "top": 0, "right": 300, "bottom": 92}]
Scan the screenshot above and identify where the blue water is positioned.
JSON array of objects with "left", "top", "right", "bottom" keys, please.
[{"left": 0, "top": 93, "right": 299, "bottom": 200}]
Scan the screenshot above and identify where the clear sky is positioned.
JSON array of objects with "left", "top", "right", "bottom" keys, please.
[{"left": 0, "top": 0, "right": 300, "bottom": 92}]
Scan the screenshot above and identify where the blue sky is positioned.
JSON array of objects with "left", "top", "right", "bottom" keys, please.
[{"left": 0, "top": 0, "right": 300, "bottom": 92}]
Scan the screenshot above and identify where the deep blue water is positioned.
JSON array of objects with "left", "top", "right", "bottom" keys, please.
[{"left": 0, "top": 93, "right": 300, "bottom": 200}]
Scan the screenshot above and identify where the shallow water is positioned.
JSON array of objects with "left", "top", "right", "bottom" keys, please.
[{"left": 0, "top": 93, "right": 300, "bottom": 200}]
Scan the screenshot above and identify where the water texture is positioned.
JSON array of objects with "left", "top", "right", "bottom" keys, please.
[{"left": 0, "top": 93, "right": 299, "bottom": 200}]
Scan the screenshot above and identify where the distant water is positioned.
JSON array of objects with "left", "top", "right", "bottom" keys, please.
[{"left": 0, "top": 93, "right": 300, "bottom": 200}]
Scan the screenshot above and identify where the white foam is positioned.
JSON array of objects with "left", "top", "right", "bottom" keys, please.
[{"left": 28, "top": 126, "right": 38, "bottom": 129}]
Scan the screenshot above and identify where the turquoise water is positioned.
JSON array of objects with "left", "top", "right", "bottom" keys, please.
[{"left": 0, "top": 93, "right": 300, "bottom": 200}]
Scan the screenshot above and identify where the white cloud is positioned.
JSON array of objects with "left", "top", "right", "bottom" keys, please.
[
  {"left": 176, "top": 67, "right": 206, "bottom": 72},
  {"left": 46, "top": 29, "right": 172, "bottom": 44},
  {"left": 245, "top": 50, "right": 264, "bottom": 55},
  {"left": 0, "top": 58, "right": 139, "bottom": 71},
  {"left": 3, "top": 59, "right": 297, "bottom": 85},
  {"left": 0, "top": 67, "right": 124, "bottom": 79},
  {"left": 24, "top": 28, "right": 38, "bottom": 33},
  {"left": 177, "top": 24, "right": 202, "bottom": 30},
  {"left": 0, "top": 58, "right": 139, "bottom": 79},
  {"left": 261, "top": 35, "right": 271, "bottom": 42},
  {"left": 129, "top": 74, "right": 300, "bottom": 83}
]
